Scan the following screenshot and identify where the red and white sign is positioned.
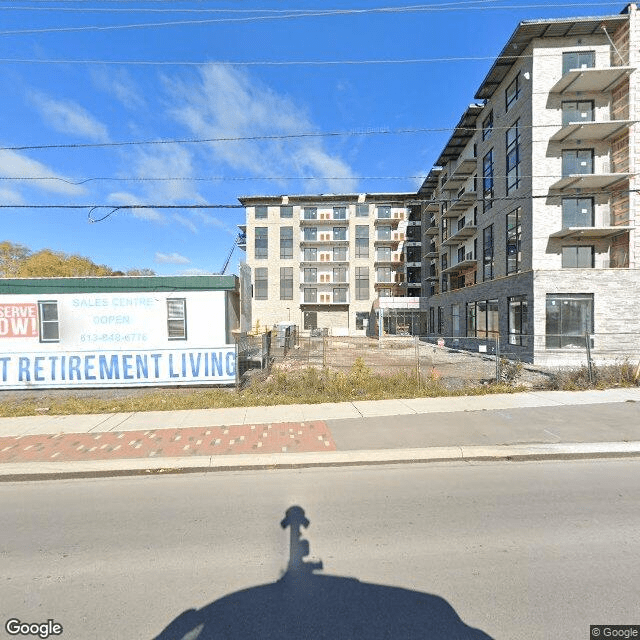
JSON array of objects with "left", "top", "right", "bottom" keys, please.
[{"left": 0, "top": 304, "right": 38, "bottom": 338}]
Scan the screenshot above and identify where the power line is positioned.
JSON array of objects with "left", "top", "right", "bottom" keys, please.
[{"left": 0, "top": 3, "right": 626, "bottom": 36}]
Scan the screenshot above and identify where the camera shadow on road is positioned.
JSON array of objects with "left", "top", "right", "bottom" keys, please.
[{"left": 152, "top": 505, "right": 494, "bottom": 640}]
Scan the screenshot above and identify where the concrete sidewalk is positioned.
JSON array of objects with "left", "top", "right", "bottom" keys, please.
[{"left": 0, "top": 387, "right": 639, "bottom": 479}]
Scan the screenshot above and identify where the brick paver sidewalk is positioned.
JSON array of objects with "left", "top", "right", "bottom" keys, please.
[{"left": 0, "top": 420, "right": 336, "bottom": 463}]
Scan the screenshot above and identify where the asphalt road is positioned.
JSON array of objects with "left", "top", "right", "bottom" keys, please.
[{"left": 1, "top": 459, "right": 639, "bottom": 639}]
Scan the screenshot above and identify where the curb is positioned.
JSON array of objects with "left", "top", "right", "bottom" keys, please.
[{"left": 1, "top": 441, "right": 639, "bottom": 481}]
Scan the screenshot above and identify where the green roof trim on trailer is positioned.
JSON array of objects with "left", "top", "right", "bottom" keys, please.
[{"left": 0, "top": 275, "right": 238, "bottom": 295}]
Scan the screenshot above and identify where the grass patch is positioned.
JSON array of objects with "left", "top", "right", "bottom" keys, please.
[
  {"left": 0, "top": 358, "right": 528, "bottom": 417},
  {"left": 546, "top": 361, "right": 639, "bottom": 391}
]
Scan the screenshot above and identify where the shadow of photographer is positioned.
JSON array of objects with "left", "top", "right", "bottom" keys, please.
[{"left": 153, "top": 505, "right": 493, "bottom": 640}]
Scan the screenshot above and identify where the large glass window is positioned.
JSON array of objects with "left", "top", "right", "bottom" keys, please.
[
  {"left": 546, "top": 293, "right": 594, "bottom": 348},
  {"left": 562, "top": 100, "right": 594, "bottom": 126},
  {"left": 280, "top": 267, "right": 293, "bottom": 300},
  {"left": 254, "top": 268, "right": 268, "bottom": 300},
  {"left": 167, "top": 298, "right": 187, "bottom": 340},
  {"left": 562, "top": 246, "right": 594, "bottom": 268},
  {"left": 304, "top": 311, "right": 317, "bottom": 330},
  {"left": 333, "top": 246, "right": 347, "bottom": 261},
  {"left": 562, "top": 198, "right": 594, "bottom": 227},
  {"left": 506, "top": 208, "right": 522, "bottom": 275},
  {"left": 355, "top": 312, "right": 369, "bottom": 330},
  {"left": 376, "top": 267, "right": 392, "bottom": 283},
  {"left": 254, "top": 227, "right": 268, "bottom": 259},
  {"left": 355, "top": 267, "right": 369, "bottom": 300},
  {"left": 304, "top": 288, "right": 317, "bottom": 303},
  {"left": 280, "top": 205, "right": 293, "bottom": 218},
  {"left": 466, "top": 302, "right": 476, "bottom": 337},
  {"left": 377, "top": 246, "right": 391, "bottom": 261},
  {"left": 280, "top": 226, "right": 293, "bottom": 259},
  {"left": 483, "top": 224, "right": 494, "bottom": 281},
  {"left": 303, "top": 267, "right": 317, "bottom": 283},
  {"left": 333, "top": 266, "right": 347, "bottom": 283},
  {"left": 333, "top": 288, "right": 347, "bottom": 303},
  {"left": 506, "top": 121, "right": 520, "bottom": 194},
  {"left": 303, "top": 247, "right": 317, "bottom": 261},
  {"left": 255, "top": 205, "right": 267, "bottom": 219},
  {"left": 562, "top": 149, "right": 593, "bottom": 176},
  {"left": 333, "top": 226, "right": 347, "bottom": 241},
  {"left": 303, "top": 227, "right": 317, "bottom": 241},
  {"left": 508, "top": 296, "right": 528, "bottom": 346},
  {"left": 303, "top": 207, "right": 317, "bottom": 220},
  {"left": 355, "top": 225, "right": 369, "bottom": 258},
  {"left": 356, "top": 204, "right": 369, "bottom": 217},
  {"left": 377, "top": 226, "right": 391, "bottom": 241},
  {"left": 562, "top": 50, "right": 595, "bottom": 75},
  {"left": 377, "top": 205, "right": 391, "bottom": 219},
  {"left": 482, "top": 111, "right": 493, "bottom": 141},
  {"left": 38, "top": 301, "right": 59, "bottom": 343},
  {"left": 333, "top": 206, "right": 346, "bottom": 220},
  {"left": 505, "top": 73, "right": 520, "bottom": 111}
]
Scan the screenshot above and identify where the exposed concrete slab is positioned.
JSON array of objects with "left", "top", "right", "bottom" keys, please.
[
  {"left": 351, "top": 399, "right": 418, "bottom": 417},
  {"left": 300, "top": 403, "right": 362, "bottom": 421}
]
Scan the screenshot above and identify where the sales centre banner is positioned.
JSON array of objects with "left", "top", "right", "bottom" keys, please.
[{"left": 0, "top": 347, "right": 236, "bottom": 389}]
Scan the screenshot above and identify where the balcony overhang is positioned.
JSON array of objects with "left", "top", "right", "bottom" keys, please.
[
  {"left": 549, "top": 173, "right": 632, "bottom": 191},
  {"left": 550, "top": 120, "right": 635, "bottom": 143},
  {"left": 447, "top": 191, "right": 478, "bottom": 215},
  {"left": 549, "top": 225, "right": 633, "bottom": 239},
  {"left": 425, "top": 225, "right": 439, "bottom": 236},
  {"left": 442, "top": 225, "right": 478, "bottom": 245},
  {"left": 442, "top": 258, "right": 477, "bottom": 273},
  {"left": 550, "top": 66, "right": 634, "bottom": 94},
  {"left": 424, "top": 250, "right": 439, "bottom": 258}
]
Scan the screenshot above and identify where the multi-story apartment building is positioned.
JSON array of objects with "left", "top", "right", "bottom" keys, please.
[
  {"left": 238, "top": 194, "right": 424, "bottom": 335},
  {"left": 420, "top": 4, "right": 640, "bottom": 364}
]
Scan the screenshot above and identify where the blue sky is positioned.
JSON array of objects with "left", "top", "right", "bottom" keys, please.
[{"left": 0, "top": 0, "right": 627, "bottom": 275}]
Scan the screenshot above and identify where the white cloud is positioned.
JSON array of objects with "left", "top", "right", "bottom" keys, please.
[
  {"left": 91, "top": 68, "right": 146, "bottom": 110},
  {"left": 107, "top": 191, "right": 166, "bottom": 223},
  {"left": 166, "top": 64, "right": 358, "bottom": 193},
  {"left": 195, "top": 211, "right": 237, "bottom": 237},
  {"left": 0, "top": 150, "right": 85, "bottom": 196},
  {"left": 173, "top": 213, "right": 198, "bottom": 233},
  {"left": 155, "top": 251, "right": 190, "bottom": 265},
  {"left": 31, "top": 92, "right": 110, "bottom": 142},
  {"left": 0, "top": 186, "right": 24, "bottom": 203}
]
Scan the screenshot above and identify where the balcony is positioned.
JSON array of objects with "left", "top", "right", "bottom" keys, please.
[
  {"left": 442, "top": 222, "right": 477, "bottom": 246},
  {"left": 550, "top": 120, "right": 635, "bottom": 144},
  {"left": 442, "top": 253, "right": 476, "bottom": 273},
  {"left": 424, "top": 246, "right": 439, "bottom": 259},
  {"left": 447, "top": 190, "right": 478, "bottom": 216},
  {"left": 374, "top": 231, "right": 404, "bottom": 244},
  {"left": 374, "top": 254, "right": 403, "bottom": 265},
  {"left": 425, "top": 220, "right": 439, "bottom": 236},
  {"left": 549, "top": 171, "right": 633, "bottom": 191},
  {"left": 442, "top": 156, "right": 477, "bottom": 189},
  {"left": 425, "top": 201, "right": 439, "bottom": 213},
  {"left": 406, "top": 219, "right": 421, "bottom": 227},
  {"left": 549, "top": 66, "right": 634, "bottom": 94},
  {"left": 549, "top": 225, "right": 633, "bottom": 240},
  {"left": 300, "top": 295, "right": 349, "bottom": 305}
]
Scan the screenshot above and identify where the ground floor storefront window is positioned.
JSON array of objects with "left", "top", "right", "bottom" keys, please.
[{"left": 545, "top": 293, "right": 593, "bottom": 348}]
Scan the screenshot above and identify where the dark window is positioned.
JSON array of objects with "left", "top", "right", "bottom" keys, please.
[
  {"left": 506, "top": 208, "right": 522, "bottom": 275},
  {"left": 280, "top": 205, "right": 293, "bottom": 218},
  {"left": 356, "top": 267, "right": 369, "bottom": 300},
  {"left": 377, "top": 226, "right": 391, "bottom": 241},
  {"left": 482, "top": 111, "right": 493, "bottom": 141},
  {"left": 303, "top": 207, "right": 317, "bottom": 220},
  {"left": 255, "top": 205, "right": 267, "bottom": 219},
  {"left": 562, "top": 246, "right": 594, "bottom": 268},
  {"left": 562, "top": 198, "right": 594, "bottom": 227},
  {"left": 333, "top": 206, "right": 347, "bottom": 220},
  {"left": 377, "top": 246, "right": 391, "bottom": 261},
  {"left": 562, "top": 100, "right": 594, "bottom": 126},
  {"left": 437, "top": 307, "right": 444, "bottom": 335},
  {"left": 562, "top": 149, "right": 593, "bottom": 176},
  {"left": 483, "top": 150, "right": 494, "bottom": 211},
  {"left": 355, "top": 225, "right": 369, "bottom": 258},
  {"left": 333, "top": 266, "right": 347, "bottom": 283},
  {"left": 377, "top": 205, "right": 391, "bottom": 219},
  {"left": 506, "top": 121, "right": 520, "bottom": 194},
  {"left": 562, "top": 50, "right": 595, "bottom": 75},
  {"left": 546, "top": 293, "right": 594, "bottom": 348},
  {"left": 38, "top": 301, "right": 59, "bottom": 343},
  {"left": 304, "top": 288, "right": 317, "bottom": 303},
  {"left": 254, "top": 268, "right": 268, "bottom": 300},
  {"left": 280, "top": 267, "right": 293, "bottom": 300},
  {"left": 508, "top": 296, "right": 528, "bottom": 346},
  {"left": 304, "top": 311, "right": 317, "bottom": 330},
  {"left": 167, "top": 298, "right": 187, "bottom": 340},
  {"left": 355, "top": 312, "right": 369, "bottom": 330},
  {"left": 356, "top": 204, "right": 369, "bottom": 217},
  {"left": 303, "top": 267, "right": 317, "bottom": 283},
  {"left": 254, "top": 227, "right": 268, "bottom": 259},
  {"left": 505, "top": 74, "right": 520, "bottom": 111},
  {"left": 466, "top": 302, "right": 476, "bottom": 337},
  {"left": 483, "top": 224, "right": 494, "bottom": 281},
  {"left": 429, "top": 308, "right": 435, "bottom": 334},
  {"left": 280, "top": 226, "right": 293, "bottom": 259},
  {"left": 376, "top": 267, "right": 392, "bottom": 283}
]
